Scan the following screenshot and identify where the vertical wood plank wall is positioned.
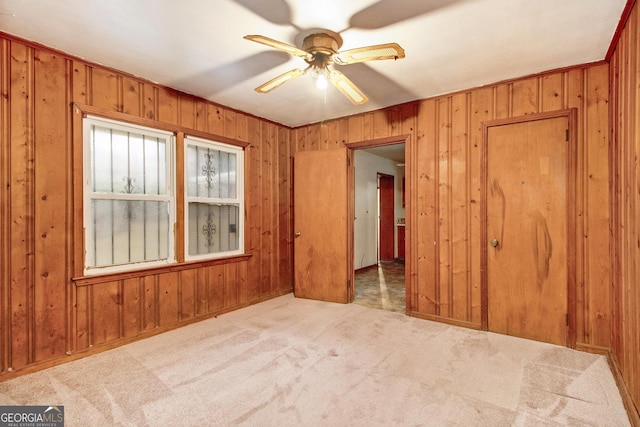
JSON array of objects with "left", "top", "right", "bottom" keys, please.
[
  {"left": 293, "top": 63, "right": 611, "bottom": 351},
  {"left": 0, "top": 34, "right": 293, "bottom": 376},
  {"left": 610, "top": 0, "right": 640, "bottom": 418},
  {"left": 1, "top": 29, "right": 634, "bottom": 416}
]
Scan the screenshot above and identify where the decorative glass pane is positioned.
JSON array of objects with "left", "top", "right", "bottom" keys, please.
[
  {"left": 186, "top": 144, "right": 236, "bottom": 199},
  {"left": 91, "top": 199, "right": 170, "bottom": 267},
  {"left": 187, "top": 203, "right": 239, "bottom": 256},
  {"left": 91, "top": 124, "right": 167, "bottom": 196}
]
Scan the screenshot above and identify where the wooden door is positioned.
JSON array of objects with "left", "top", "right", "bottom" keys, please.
[
  {"left": 379, "top": 174, "right": 395, "bottom": 261},
  {"left": 485, "top": 115, "right": 570, "bottom": 346},
  {"left": 294, "top": 148, "right": 349, "bottom": 303}
]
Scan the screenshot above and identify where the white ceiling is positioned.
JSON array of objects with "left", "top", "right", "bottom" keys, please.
[{"left": 0, "top": 0, "right": 627, "bottom": 127}]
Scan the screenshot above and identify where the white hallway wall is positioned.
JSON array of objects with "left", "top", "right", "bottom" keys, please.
[{"left": 354, "top": 150, "right": 405, "bottom": 269}]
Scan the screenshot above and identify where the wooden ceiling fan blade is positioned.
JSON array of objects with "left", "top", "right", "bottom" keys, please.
[
  {"left": 244, "top": 35, "right": 309, "bottom": 58},
  {"left": 334, "top": 43, "right": 405, "bottom": 65},
  {"left": 255, "top": 68, "right": 306, "bottom": 93},
  {"left": 328, "top": 69, "right": 368, "bottom": 105}
]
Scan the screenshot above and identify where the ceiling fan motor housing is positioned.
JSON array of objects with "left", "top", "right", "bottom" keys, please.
[{"left": 302, "top": 31, "right": 343, "bottom": 55}]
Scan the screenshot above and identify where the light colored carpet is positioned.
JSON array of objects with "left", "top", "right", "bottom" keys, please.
[{"left": 0, "top": 294, "right": 630, "bottom": 426}]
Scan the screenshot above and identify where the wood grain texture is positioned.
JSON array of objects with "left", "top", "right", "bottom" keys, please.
[
  {"left": 0, "top": 26, "right": 633, "bottom": 418},
  {"left": 0, "top": 34, "right": 293, "bottom": 376},
  {"left": 609, "top": 0, "right": 640, "bottom": 420},
  {"left": 293, "top": 63, "right": 611, "bottom": 353}
]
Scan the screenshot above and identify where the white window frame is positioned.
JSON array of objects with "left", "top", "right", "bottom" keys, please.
[
  {"left": 184, "top": 136, "right": 245, "bottom": 261},
  {"left": 83, "top": 115, "right": 176, "bottom": 275}
]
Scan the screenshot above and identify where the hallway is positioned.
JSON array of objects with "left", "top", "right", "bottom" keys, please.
[{"left": 354, "top": 261, "right": 405, "bottom": 313}]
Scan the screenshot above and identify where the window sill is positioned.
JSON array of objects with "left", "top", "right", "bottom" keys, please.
[{"left": 72, "top": 253, "right": 253, "bottom": 286}]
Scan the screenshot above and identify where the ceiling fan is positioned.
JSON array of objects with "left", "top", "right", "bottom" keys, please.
[{"left": 244, "top": 30, "right": 405, "bottom": 105}]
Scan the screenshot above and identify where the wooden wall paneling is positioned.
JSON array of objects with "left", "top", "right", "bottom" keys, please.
[
  {"left": 388, "top": 107, "right": 402, "bottom": 136},
  {"left": 372, "top": 109, "right": 390, "bottom": 139},
  {"left": 493, "top": 84, "right": 511, "bottom": 119},
  {"left": 7, "top": 41, "right": 33, "bottom": 370},
  {"left": 437, "top": 97, "right": 452, "bottom": 317},
  {"left": 414, "top": 99, "right": 438, "bottom": 315},
  {"left": 628, "top": 6, "right": 638, "bottom": 407},
  {"left": 91, "top": 67, "right": 120, "bottom": 112},
  {"left": 74, "top": 285, "right": 90, "bottom": 352},
  {"left": 157, "top": 86, "right": 178, "bottom": 126},
  {"left": 207, "top": 264, "right": 225, "bottom": 312},
  {"left": 362, "top": 113, "right": 375, "bottom": 141},
  {"left": 121, "top": 76, "right": 141, "bottom": 117},
  {"left": 541, "top": 73, "right": 564, "bottom": 112},
  {"left": 511, "top": 77, "right": 539, "bottom": 116},
  {"left": 69, "top": 84, "right": 86, "bottom": 353},
  {"left": 245, "top": 117, "right": 262, "bottom": 300},
  {"left": 195, "top": 267, "right": 208, "bottom": 316},
  {"left": 584, "top": 64, "right": 612, "bottom": 349},
  {"left": 71, "top": 61, "right": 89, "bottom": 106},
  {"left": 180, "top": 269, "right": 196, "bottom": 321},
  {"left": 277, "top": 126, "right": 292, "bottom": 295},
  {"left": 223, "top": 109, "right": 238, "bottom": 140},
  {"left": 64, "top": 58, "right": 75, "bottom": 354},
  {"left": 157, "top": 271, "right": 180, "bottom": 326},
  {"left": 237, "top": 260, "right": 249, "bottom": 304},
  {"left": 469, "top": 87, "right": 493, "bottom": 323},
  {"left": 347, "top": 115, "right": 364, "bottom": 142},
  {"left": 403, "top": 108, "right": 417, "bottom": 313},
  {"left": 143, "top": 275, "right": 157, "bottom": 331},
  {"left": 1, "top": 39, "right": 9, "bottom": 372},
  {"left": 565, "top": 68, "right": 588, "bottom": 346},
  {"left": 450, "top": 93, "right": 470, "bottom": 321},
  {"left": 206, "top": 104, "right": 225, "bottom": 136},
  {"left": 608, "top": 31, "right": 622, "bottom": 365},
  {"left": 622, "top": 6, "right": 635, "bottom": 394},
  {"left": 224, "top": 263, "right": 239, "bottom": 307},
  {"left": 33, "top": 49, "right": 68, "bottom": 361},
  {"left": 142, "top": 84, "right": 158, "bottom": 121},
  {"left": 306, "top": 123, "right": 321, "bottom": 151},
  {"left": 260, "top": 121, "right": 274, "bottom": 296},
  {"left": 91, "top": 281, "right": 121, "bottom": 346},
  {"left": 179, "top": 95, "right": 195, "bottom": 129},
  {"left": 400, "top": 103, "right": 417, "bottom": 135},
  {"left": 625, "top": 2, "right": 639, "bottom": 409},
  {"left": 609, "top": 2, "right": 640, "bottom": 418},
  {"left": 194, "top": 100, "right": 207, "bottom": 132},
  {"left": 122, "top": 277, "right": 142, "bottom": 338},
  {"left": 290, "top": 127, "right": 305, "bottom": 153}
]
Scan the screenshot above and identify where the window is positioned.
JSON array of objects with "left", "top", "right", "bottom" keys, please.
[
  {"left": 83, "top": 116, "right": 175, "bottom": 274},
  {"left": 184, "top": 136, "right": 244, "bottom": 260}
]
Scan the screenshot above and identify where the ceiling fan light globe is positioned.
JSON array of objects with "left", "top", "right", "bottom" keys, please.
[{"left": 316, "top": 75, "right": 328, "bottom": 90}]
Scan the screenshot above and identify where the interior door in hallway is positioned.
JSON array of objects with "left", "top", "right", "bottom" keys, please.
[
  {"left": 378, "top": 174, "right": 395, "bottom": 261},
  {"left": 485, "top": 114, "right": 572, "bottom": 346},
  {"left": 293, "top": 147, "right": 350, "bottom": 303}
]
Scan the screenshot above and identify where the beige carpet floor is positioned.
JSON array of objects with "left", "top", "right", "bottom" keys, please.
[{"left": 0, "top": 294, "right": 630, "bottom": 426}]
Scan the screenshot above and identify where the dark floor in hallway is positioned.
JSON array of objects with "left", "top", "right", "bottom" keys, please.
[{"left": 354, "top": 261, "right": 405, "bottom": 313}]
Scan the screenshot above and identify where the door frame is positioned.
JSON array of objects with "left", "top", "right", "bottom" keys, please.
[
  {"left": 480, "top": 109, "right": 577, "bottom": 348},
  {"left": 347, "top": 135, "right": 411, "bottom": 308}
]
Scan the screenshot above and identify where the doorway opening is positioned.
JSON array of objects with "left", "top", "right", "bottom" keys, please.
[{"left": 352, "top": 143, "right": 406, "bottom": 313}]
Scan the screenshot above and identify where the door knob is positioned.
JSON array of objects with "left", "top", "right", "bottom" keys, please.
[
  {"left": 295, "top": 232, "right": 301, "bottom": 238},
  {"left": 490, "top": 238, "right": 499, "bottom": 247}
]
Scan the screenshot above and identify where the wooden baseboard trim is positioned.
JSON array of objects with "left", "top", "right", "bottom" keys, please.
[
  {"left": 408, "top": 311, "right": 482, "bottom": 330},
  {"left": 575, "top": 343, "right": 610, "bottom": 355},
  {"left": 607, "top": 352, "right": 640, "bottom": 427}
]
